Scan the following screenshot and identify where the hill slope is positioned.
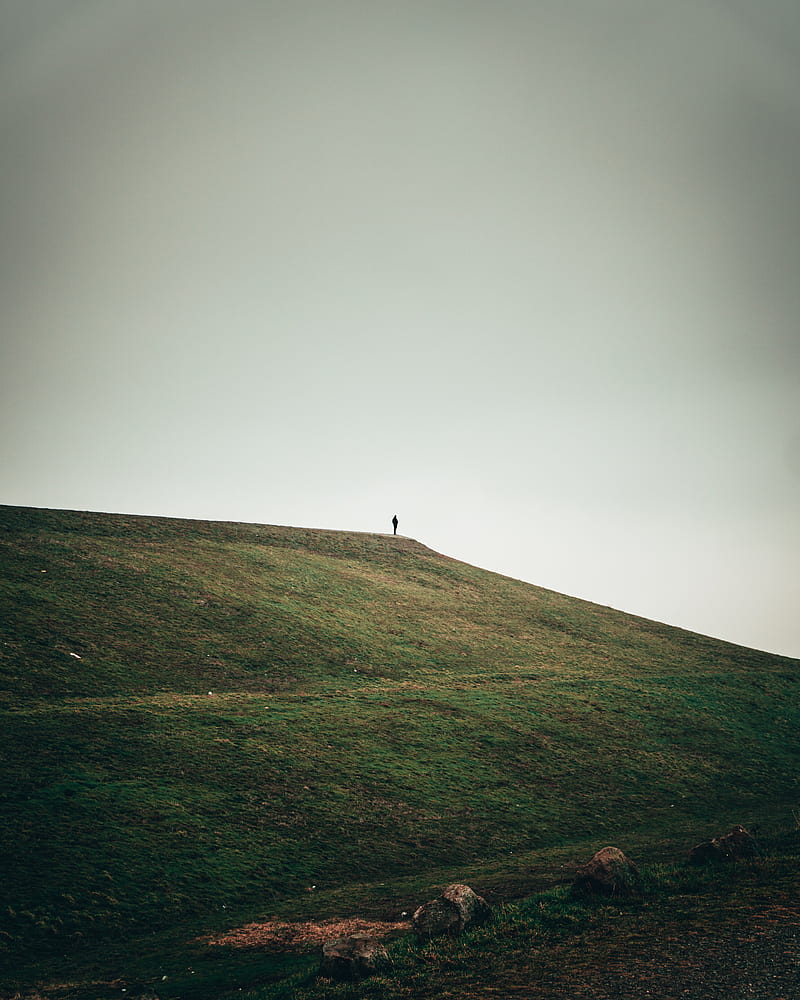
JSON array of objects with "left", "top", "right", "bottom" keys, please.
[{"left": 1, "top": 504, "right": 798, "bottom": 977}]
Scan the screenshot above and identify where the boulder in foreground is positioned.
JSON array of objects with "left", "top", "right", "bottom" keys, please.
[
  {"left": 320, "top": 933, "right": 390, "bottom": 981},
  {"left": 412, "top": 883, "right": 491, "bottom": 939},
  {"left": 571, "top": 846, "right": 642, "bottom": 898},
  {"left": 689, "top": 825, "right": 757, "bottom": 865}
]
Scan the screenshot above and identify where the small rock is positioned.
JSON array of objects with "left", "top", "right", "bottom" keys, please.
[
  {"left": 320, "top": 933, "right": 390, "bottom": 982},
  {"left": 571, "top": 846, "right": 642, "bottom": 898},
  {"left": 689, "top": 825, "right": 757, "bottom": 865},
  {"left": 412, "top": 883, "right": 491, "bottom": 939}
]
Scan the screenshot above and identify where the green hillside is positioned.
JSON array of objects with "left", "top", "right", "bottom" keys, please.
[{"left": 1, "top": 504, "right": 798, "bottom": 995}]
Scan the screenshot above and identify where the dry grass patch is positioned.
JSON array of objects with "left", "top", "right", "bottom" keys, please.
[{"left": 204, "top": 916, "right": 411, "bottom": 952}]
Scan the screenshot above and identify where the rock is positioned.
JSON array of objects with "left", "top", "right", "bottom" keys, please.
[
  {"left": 689, "top": 825, "right": 757, "bottom": 865},
  {"left": 571, "top": 846, "right": 642, "bottom": 898},
  {"left": 319, "top": 933, "right": 390, "bottom": 981},
  {"left": 688, "top": 840, "right": 723, "bottom": 865},
  {"left": 412, "top": 896, "right": 460, "bottom": 938},
  {"left": 412, "top": 883, "right": 491, "bottom": 939}
]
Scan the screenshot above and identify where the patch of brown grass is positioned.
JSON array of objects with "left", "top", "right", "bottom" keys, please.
[{"left": 204, "top": 916, "right": 411, "bottom": 952}]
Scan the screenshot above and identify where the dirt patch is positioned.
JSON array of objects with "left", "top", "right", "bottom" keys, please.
[{"left": 204, "top": 916, "right": 411, "bottom": 953}]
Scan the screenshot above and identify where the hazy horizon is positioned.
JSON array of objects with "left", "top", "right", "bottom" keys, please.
[{"left": 2, "top": 1, "right": 799, "bottom": 658}]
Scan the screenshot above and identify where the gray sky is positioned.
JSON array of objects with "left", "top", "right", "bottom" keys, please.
[{"left": 2, "top": 1, "right": 799, "bottom": 657}]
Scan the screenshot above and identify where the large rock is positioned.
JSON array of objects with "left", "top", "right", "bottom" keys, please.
[
  {"left": 412, "top": 883, "right": 491, "bottom": 939},
  {"left": 689, "top": 825, "right": 757, "bottom": 865},
  {"left": 319, "top": 933, "right": 390, "bottom": 982},
  {"left": 571, "top": 846, "right": 642, "bottom": 898}
]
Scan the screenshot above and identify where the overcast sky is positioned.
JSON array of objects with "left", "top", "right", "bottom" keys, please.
[{"left": 2, "top": 1, "right": 799, "bottom": 657}]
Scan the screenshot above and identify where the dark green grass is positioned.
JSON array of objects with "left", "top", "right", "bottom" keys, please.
[
  {"left": 274, "top": 836, "right": 800, "bottom": 1000},
  {"left": 1, "top": 504, "right": 798, "bottom": 995},
  {"left": 13, "top": 833, "right": 797, "bottom": 1000}
]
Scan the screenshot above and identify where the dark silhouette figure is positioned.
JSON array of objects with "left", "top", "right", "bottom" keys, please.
[{"left": 392, "top": 514, "right": 398, "bottom": 536}]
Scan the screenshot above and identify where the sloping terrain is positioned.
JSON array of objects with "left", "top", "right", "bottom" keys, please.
[{"left": 1, "top": 504, "right": 797, "bottom": 994}]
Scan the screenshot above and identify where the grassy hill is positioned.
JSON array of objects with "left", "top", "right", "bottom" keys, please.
[{"left": 1, "top": 504, "right": 798, "bottom": 996}]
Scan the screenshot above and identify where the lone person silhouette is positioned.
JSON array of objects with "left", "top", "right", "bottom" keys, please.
[{"left": 392, "top": 514, "right": 398, "bottom": 536}]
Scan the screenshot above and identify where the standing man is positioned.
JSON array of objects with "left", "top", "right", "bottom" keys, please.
[{"left": 392, "top": 514, "right": 398, "bottom": 536}]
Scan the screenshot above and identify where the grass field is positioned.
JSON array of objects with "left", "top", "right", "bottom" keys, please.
[{"left": 1, "top": 504, "right": 798, "bottom": 997}]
